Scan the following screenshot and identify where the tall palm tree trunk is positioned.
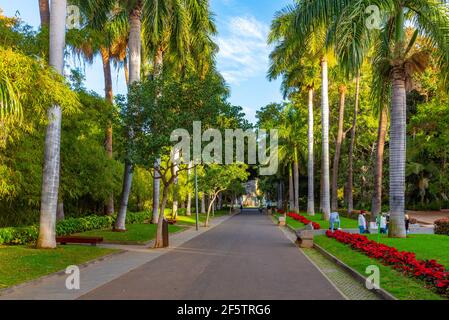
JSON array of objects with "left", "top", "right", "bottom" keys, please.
[
  {"left": 293, "top": 149, "right": 299, "bottom": 212},
  {"left": 153, "top": 47, "right": 164, "bottom": 225},
  {"left": 347, "top": 74, "right": 361, "bottom": 213},
  {"left": 115, "top": 1, "right": 142, "bottom": 231},
  {"left": 307, "top": 88, "right": 315, "bottom": 215},
  {"left": 101, "top": 47, "right": 115, "bottom": 216},
  {"left": 152, "top": 158, "right": 161, "bottom": 223},
  {"left": 321, "top": 57, "right": 331, "bottom": 220},
  {"left": 38, "top": 0, "right": 50, "bottom": 27},
  {"left": 288, "top": 166, "right": 294, "bottom": 211},
  {"left": 389, "top": 66, "right": 407, "bottom": 238},
  {"left": 371, "top": 106, "right": 388, "bottom": 221},
  {"left": 37, "top": 0, "right": 67, "bottom": 249},
  {"left": 331, "top": 85, "right": 346, "bottom": 211}
]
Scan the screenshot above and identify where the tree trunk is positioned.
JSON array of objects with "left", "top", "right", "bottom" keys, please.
[
  {"left": 124, "top": 57, "right": 129, "bottom": 86},
  {"left": 152, "top": 158, "right": 161, "bottom": 224},
  {"left": 347, "top": 76, "right": 360, "bottom": 213},
  {"left": 172, "top": 151, "right": 179, "bottom": 219},
  {"left": 371, "top": 106, "right": 388, "bottom": 221},
  {"left": 218, "top": 193, "right": 222, "bottom": 210},
  {"left": 56, "top": 201, "right": 64, "bottom": 221},
  {"left": 389, "top": 66, "right": 407, "bottom": 238},
  {"left": 321, "top": 57, "right": 331, "bottom": 220},
  {"left": 288, "top": 166, "right": 294, "bottom": 211},
  {"left": 116, "top": 1, "right": 142, "bottom": 229},
  {"left": 307, "top": 88, "right": 315, "bottom": 215},
  {"left": 38, "top": 0, "right": 50, "bottom": 27},
  {"left": 115, "top": 161, "right": 133, "bottom": 231},
  {"left": 154, "top": 184, "right": 169, "bottom": 248},
  {"left": 37, "top": 0, "right": 67, "bottom": 249},
  {"left": 101, "top": 47, "right": 115, "bottom": 216},
  {"left": 205, "top": 193, "right": 218, "bottom": 227},
  {"left": 331, "top": 85, "right": 346, "bottom": 211},
  {"left": 186, "top": 165, "right": 192, "bottom": 216},
  {"left": 293, "top": 149, "right": 300, "bottom": 212},
  {"left": 201, "top": 194, "right": 206, "bottom": 214}
]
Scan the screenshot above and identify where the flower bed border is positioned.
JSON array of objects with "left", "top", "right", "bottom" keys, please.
[{"left": 326, "top": 230, "right": 449, "bottom": 296}]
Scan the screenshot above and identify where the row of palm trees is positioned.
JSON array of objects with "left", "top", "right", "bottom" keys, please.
[
  {"left": 269, "top": 0, "right": 449, "bottom": 238},
  {"left": 36, "top": 0, "right": 218, "bottom": 248}
]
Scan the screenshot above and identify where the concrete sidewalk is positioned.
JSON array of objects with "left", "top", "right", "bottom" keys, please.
[{"left": 0, "top": 214, "right": 234, "bottom": 300}]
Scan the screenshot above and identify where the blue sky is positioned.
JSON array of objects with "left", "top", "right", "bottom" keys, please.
[{"left": 0, "top": 0, "right": 290, "bottom": 123}]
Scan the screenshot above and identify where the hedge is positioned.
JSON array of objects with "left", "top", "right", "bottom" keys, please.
[
  {"left": 435, "top": 218, "right": 449, "bottom": 236},
  {"left": 0, "top": 212, "right": 151, "bottom": 245}
]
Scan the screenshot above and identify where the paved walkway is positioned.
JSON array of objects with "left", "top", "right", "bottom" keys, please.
[
  {"left": 0, "top": 214, "right": 233, "bottom": 300},
  {"left": 80, "top": 210, "right": 343, "bottom": 300}
]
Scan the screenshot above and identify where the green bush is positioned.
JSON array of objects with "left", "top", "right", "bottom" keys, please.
[
  {"left": 435, "top": 218, "right": 449, "bottom": 236},
  {"left": 0, "top": 211, "right": 151, "bottom": 245}
]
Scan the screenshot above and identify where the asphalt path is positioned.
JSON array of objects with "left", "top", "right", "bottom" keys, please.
[{"left": 80, "top": 209, "right": 343, "bottom": 300}]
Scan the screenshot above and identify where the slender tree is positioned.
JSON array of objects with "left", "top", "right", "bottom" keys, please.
[
  {"left": 347, "top": 73, "right": 361, "bottom": 213},
  {"left": 37, "top": 0, "right": 67, "bottom": 249}
]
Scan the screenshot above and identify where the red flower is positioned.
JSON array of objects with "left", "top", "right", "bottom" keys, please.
[
  {"left": 287, "top": 213, "right": 321, "bottom": 230},
  {"left": 326, "top": 230, "right": 449, "bottom": 295}
]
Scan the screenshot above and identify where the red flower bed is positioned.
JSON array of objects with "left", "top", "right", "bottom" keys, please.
[
  {"left": 326, "top": 230, "right": 449, "bottom": 295},
  {"left": 287, "top": 212, "right": 321, "bottom": 230},
  {"left": 277, "top": 209, "right": 285, "bottom": 214}
]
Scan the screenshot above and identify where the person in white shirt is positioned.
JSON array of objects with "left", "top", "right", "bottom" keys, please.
[
  {"left": 358, "top": 211, "right": 367, "bottom": 234},
  {"left": 329, "top": 212, "right": 341, "bottom": 232},
  {"left": 380, "top": 214, "right": 387, "bottom": 234}
]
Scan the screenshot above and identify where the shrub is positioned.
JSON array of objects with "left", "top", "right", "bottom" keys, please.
[
  {"left": 435, "top": 218, "right": 449, "bottom": 236},
  {"left": 0, "top": 211, "right": 151, "bottom": 245}
]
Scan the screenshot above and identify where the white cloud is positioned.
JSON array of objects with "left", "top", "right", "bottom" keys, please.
[{"left": 216, "top": 16, "right": 270, "bottom": 85}]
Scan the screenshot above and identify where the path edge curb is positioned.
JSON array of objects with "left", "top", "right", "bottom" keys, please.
[{"left": 313, "top": 243, "right": 397, "bottom": 301}]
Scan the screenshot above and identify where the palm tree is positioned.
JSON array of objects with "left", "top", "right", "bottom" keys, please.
[
  {"left": 295, "top": 0, "right": 449, "bottom": 237},
  {"left": 115, "top": 0, "right": 143, "bottom": 231},
  {"left": 68, "top": 1, "right": 129, "bottom": 216},
  {"left": 346, "top": 72, "right": 361, "bottom": 213},
  {"left": 38, "top": 0, "right": 50, "bottom": 27},
  {"left": 331, "top": 79, "right": 347, "bottom": 211},
  {"left": 268, "top": 6, "right": 321, "bottom": 216},
  {"left": 37, "top": 0, "right": 67, "bottom": 249}
]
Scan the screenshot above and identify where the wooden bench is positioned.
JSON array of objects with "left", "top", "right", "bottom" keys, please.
[
  {"left": 56, "top": 236, "right": 104, "bottom": 246},
  {"left": 167, "top": 219, "right": 177, "bottom": 225}
]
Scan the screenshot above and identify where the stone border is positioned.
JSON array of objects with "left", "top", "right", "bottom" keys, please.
[
  {"left": 313, "top": 243, "right": 397, "bottom": 300},
  {"left": 0, "top": 250, "right": 126, "bottom": 296}
]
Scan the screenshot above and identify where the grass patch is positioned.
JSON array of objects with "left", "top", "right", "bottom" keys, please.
[
  {"left": 76, "top": 223, "right": 184, "bottom": 244},
  {"left": 169, "top": 210, "right": 230, "bottom": 226},
  {"left": 365, "top": 234, "right": 449, "bottom": 269},
  {"left": 314, "top": 235, "right": 446, "bottom": 300},
  {"left": 0, "top": 245, "right": 117, "bottom": 290}
]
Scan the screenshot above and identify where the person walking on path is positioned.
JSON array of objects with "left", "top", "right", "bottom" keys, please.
[
  {"left": 358, "top": 211, "right": 367, "bottom": 234},
  {"left": 405, "top": 213, "right": 410, "bottom": 234}
]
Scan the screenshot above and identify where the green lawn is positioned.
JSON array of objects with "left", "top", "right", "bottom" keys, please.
[
  {"left": 314, "top": 235, "right": 448, "bottom": 300},
  {"left": 365, "top": 234, "right": 449, "bottom": 268},
  {"left": 275, "top": 212, "right": 359, "bottom": 230},
  {"left": 76, "top": 223, "right": 184, "bottom": 244},
  {"left": 169, "top": 210, "right": 230, "bottom": 226},
  {"left": 0, "top": 245, "right": 117, "bottom": 290}
]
